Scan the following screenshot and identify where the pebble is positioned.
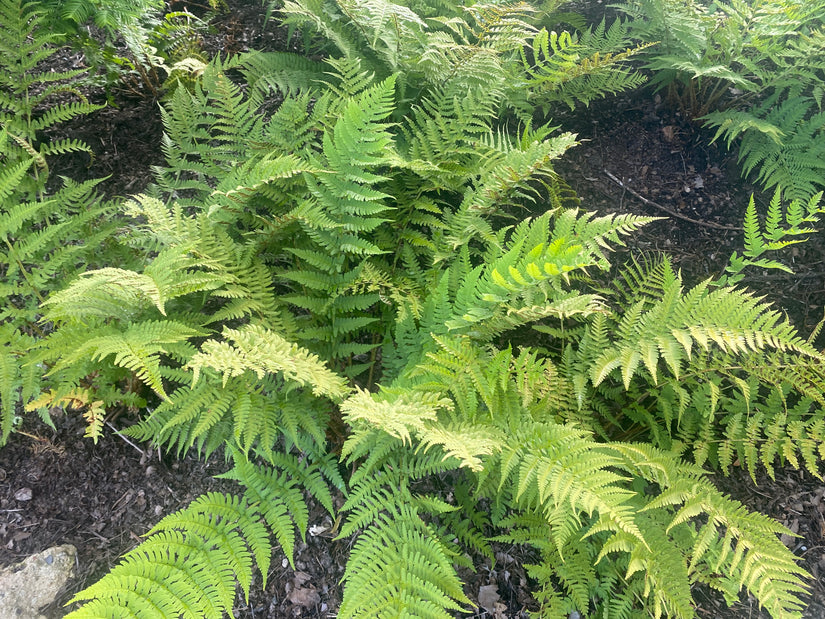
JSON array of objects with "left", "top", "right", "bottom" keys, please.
[{"left": 14, "top": 487, "right": 32, "bottom": 501}]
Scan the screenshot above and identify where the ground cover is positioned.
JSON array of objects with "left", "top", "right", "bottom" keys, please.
[{"left": 1, "top": 1, "right": 825, "bottom": 617}]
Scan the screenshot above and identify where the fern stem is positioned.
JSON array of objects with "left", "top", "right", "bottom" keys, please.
[
  {"left": 366, "top": 332, "right": 379, "bottom": 390},
  {"left": 4, "top": 238, "right": 46, "bottom": 304}
]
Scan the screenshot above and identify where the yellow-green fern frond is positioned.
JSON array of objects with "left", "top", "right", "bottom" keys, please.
[
  {"left": 65, "top": 493, "right": 272, "bottom": 618},
  {"left": 42, "top": 259, "right": 221, "bottom": 322},
  {"left": 338, "top": 500, "right": 472, "bottom": 618},
  {"left": 590, "top": 271, "right": 821, "bottom": 389},
  {"left": 187, "top": 324, "right": 348, "bottom": 399},
  {"left": 46, "top": 320, "right": 204, "bottom": 398},
  {"left": 446, "top": 210, "right": 654, "bottom": 335}
]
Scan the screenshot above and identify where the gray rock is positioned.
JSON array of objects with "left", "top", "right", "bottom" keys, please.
[{"left": 0, "top": 544, "right": 76, "bottom": 619}]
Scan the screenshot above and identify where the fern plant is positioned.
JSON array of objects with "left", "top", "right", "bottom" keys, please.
[
  {"left": 0, "top": 0, "right": 118, "bottom": 444},
  {"left": 281, "top": 0, "right": 651, "bottom": 121},
  {"left": 0, "top": 0, "right": 103, "bottom": 193},
  {"left": 619, "top": 0, "right": 825, "bottom": 200},
  {"left": 21, "top": 3, "right": 825, "bottom": 618}
]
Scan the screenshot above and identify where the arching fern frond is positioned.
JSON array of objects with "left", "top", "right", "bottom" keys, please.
[
  {"left": 218, "top": 448, "right": 339, "bottom": 567},
  {"left": 45, "top": 320, "right": 204, "bottom": 398},
  {"left": 588, "top": 264, "right": 820, "bottom": 389},
  {"left": 445, "top": 209, "right": 654, "bottom": 336},
  {"left": 65, "top": 492, "right": 272, "bottom": 618},
  {"left": 187, "top": 324, "right": 349, "bottom": 399}
]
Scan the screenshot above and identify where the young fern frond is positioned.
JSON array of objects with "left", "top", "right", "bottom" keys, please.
[
  {"left": 187, "top": 324, "right": 349, "bottom": 399},
  {"left": 445, "top": 209, "right": 655, "bottom": 337},
  {"left": 516, "top": 22, "right": 652, "bottom": 113},
  {"left": 721, "top": 190, "right": 824, "bottom": 285}
]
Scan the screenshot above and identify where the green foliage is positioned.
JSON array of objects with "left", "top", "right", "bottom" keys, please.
[
  {"left": 65, "top": 492, "right": 273, "bottom": 617},
  {"left": 619, "top": 0, "right": 825, "bottom": 200},
  {"left": 0, "top": 0, "right": 115, "bottom": 444},
  {"left": 4, "top": 1, "right": 824, "bottom": 618},
  {"left": 112, "top": 10, "right": 211, "bottom": 100},
  {"left": 721, "top": 190, "right": 825, "bottom": 286},
  {"left": 704, "top": 95, "right": 825, "bottom": 202},
  {"left": 31, "top": 0, "right": 163, "bottom": 39},
  {"left": 0, "top": 0, "right": 103, "bottom": 192},
  {"left": 281, "top": 0, "right": 650, "bottom": 120},
  {"left": 516, "top": 20, "right": 653, "bottom": 113}
]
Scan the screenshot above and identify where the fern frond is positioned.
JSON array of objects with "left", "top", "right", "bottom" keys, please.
[
  {"left": 339, "top": 479, "right": 472, "bottom": 619},
  {"left": 705, "top": 97, "right": 825, "bottom": 201},
  {"left": 187, "top": 324, "right": 348, "bottom": 399},
  {"left": 65, "top": 492, "right": 271, "bottom": 618},
  {"left": 217, "top": 449, "right": 336, "bottom": 567},
  {"left": 589, "top": 266, "right": 820, "bottom": 389},
  {"left": 46, "top": 320, "right": 204, "bottom": 398},
  {"left": 445, "top": 210, "right": 654, "bottom": 336}
]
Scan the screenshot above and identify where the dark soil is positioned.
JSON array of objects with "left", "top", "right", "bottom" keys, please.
[{"left": 2, "top": 2, "right": 824, "bottom": 618}]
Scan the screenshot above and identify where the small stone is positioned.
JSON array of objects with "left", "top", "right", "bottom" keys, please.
[
  {"left": 0, "top": 545, "right": 76, "bottom": 619},
  {"left": 14, "top": 488, "right": 32, "bottom": 502}
]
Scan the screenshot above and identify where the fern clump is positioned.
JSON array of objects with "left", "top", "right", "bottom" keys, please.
[
  {"left": 0, "top": 0, "right": 119, "bottom": 443},
  {"left": 14, "top": 2, "right": 824, "bottom": 618},
  {"left": 620, "top": 0, "right": 825, "bottom": 200}
]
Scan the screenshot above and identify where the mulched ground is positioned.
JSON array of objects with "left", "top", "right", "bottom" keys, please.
[{"left": 2, "top": 1, "right": 824, "bottom": 617}]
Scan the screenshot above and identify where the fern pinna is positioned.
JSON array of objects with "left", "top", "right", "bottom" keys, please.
[{"left": 25, "top": 2, "right": 825, "bottom": 618}]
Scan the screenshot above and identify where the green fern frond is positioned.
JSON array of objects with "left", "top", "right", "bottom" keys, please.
[
  {"left": 589, "top": 265, "right": 820, "bottom": 389},
  {"left": 705, "top": 97, "right": 825, "bottom": 201},
  {"left": 42, "top": 259, "right": 217, "bottom": 321},
  {"left": 338, "top": 481, "right": 472, "bottom": 619},
  {"left": 240, "top": 50, "right": 327, "bottom": 97},
  {"left": 445, "top": 210, "right": 653, "bottom": 336},
  {"left": 652, "top": 478, "right": 809, "bottom": 618},
  {"left": 721, "top": 190, "right": 824, "bottom": 285},
  {"left": 517, "top": 22, "right": 652, "bottom": 112},
  {"left": 65, "top": 492, "right": 271, "bottom": 618},
  {"left": 46, "top": 320, "right": 204, "bottom": 398},
  {"left": 217, "top": 449, "right": 337, "bottom": 567},
  {"left": 125, "top": 375, "right": 312, "bottom": 457}
]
